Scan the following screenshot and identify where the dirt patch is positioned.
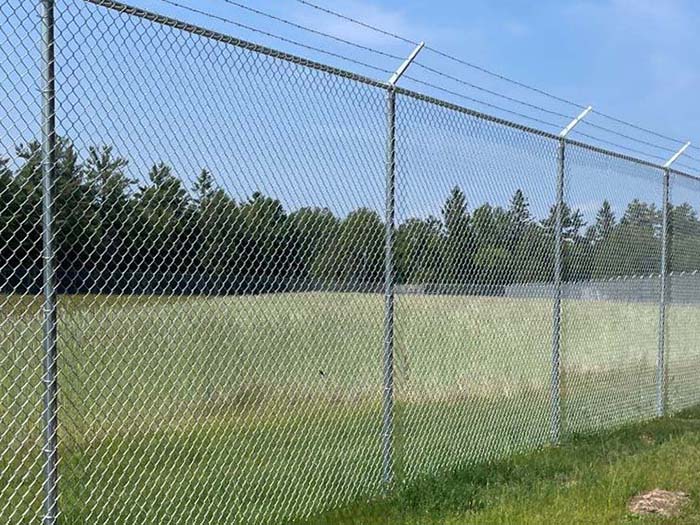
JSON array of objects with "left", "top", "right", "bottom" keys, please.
[
  {"left": 640, "top": 433, "right": 656, "bottom": 445},
  {"left": 627, "top": 489, "right": 689, "bottom": 518}
]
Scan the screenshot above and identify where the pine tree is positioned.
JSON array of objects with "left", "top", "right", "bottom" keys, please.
[
  {"left": 84, "top": 145, "right": 132, "bottom": 206},
  {"left": 441, "top": 186, "right": 471, "bottom": 283},
  {"left": 442, "top": 186, "right": 469, "bottom": 237},
  {"left": 592, "top": 200, "right": 615, "bottom": 241},
  {"left": 542, "top": 202, "right": 585, "bottom": 242},
  {"left": 193, "top": 168, "right": 214, "bottom": 205},
  {"left": 508, "top": 188, "right": 531, "bottom": 226}
]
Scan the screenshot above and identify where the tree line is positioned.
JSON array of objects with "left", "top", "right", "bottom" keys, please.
[{"left": 2, "top": 138, "right": 700, "bottom": 294}]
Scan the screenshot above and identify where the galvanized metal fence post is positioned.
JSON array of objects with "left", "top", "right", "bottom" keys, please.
[
  {"left": 551, "top": 138, "right": 565, "bottom": 444},
  {"left": 381, "top": 85, "right": 397, "bottom": 487},
  {"left": 552, "top": 106, "right": 591, "bottom": 443},
  {"left": 382, "top": 42, "right": 423, "bottom": 488},
  {"left": 656, "top": 168, "right": 670, "bottom": 417},
  {"left": 40, "top": 0, "right": 59, "bottom": 523},
  {"left": 657, "top": 142, "right": 690, "bottom": 417}
]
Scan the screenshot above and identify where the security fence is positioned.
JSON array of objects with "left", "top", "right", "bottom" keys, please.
[{"left": 2, "top": 1, "right": 700, "bottom": 524}]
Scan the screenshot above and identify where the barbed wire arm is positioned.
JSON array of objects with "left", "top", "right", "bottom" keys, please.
[
  {"left": 388, "top": 41, "right": 424, "bottom": 86},
  {"left": 664, "top": 142, "right": 691, "bottom": 168},
  {"left": 560, "top": 106, "right": 592, "bottom": 138}
]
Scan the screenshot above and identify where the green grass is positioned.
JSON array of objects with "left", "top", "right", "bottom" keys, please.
[
  {"left": 1, "top": 292, "right": 700, "bottom": 523},
  {"left": 305, "top": 406, "right": 700, "bottom": 524}
]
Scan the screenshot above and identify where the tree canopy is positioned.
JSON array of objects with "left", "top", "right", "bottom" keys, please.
[{"left": 2, "top": 138, "right": 698, "bottom": 295}]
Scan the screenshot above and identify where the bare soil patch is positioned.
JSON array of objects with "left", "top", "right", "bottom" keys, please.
[{"left": 627, "top": 489, "right": 689, "bottom": 518}]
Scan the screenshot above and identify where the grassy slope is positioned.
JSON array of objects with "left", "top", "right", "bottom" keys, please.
[
  {"left": 306, "top": 406, "right": 700, "bottom": 524},
  {"left": 1, "top": 292, "right": 700, "bottom": 523}
]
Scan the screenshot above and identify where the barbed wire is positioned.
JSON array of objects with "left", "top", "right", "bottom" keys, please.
[
  {"left": 592, "top": 110, "right": 688, "bottom": 147},
  {"left": 155, "top": 1, "right": 581, "bottom": 133},
  {"left": 402, "top": 64, "right": 683, "bottom": 160},
  {"left": 215, "top": 0, "right": 577, "bottom": 123},
  {"left": 422, "top": 46, "right": 585, "bottom": 110},
  {"left": 569, "top": 130, "right": 669, "bottom": 163},
  {"left": 292, "top": 0, "right": 585, "bottom": 109},
  {"left": 156, "top": 0, "right": 695, "bottom": 166},
  {"left": 293, "top": 0, "right": 416, "bottom": 45},
  {"left": 291, "top": 0, "right": 695, "bottom": 154},
  {"left": 579, "top": 121, "right": 679, "bottom": 154},
  {"left": 675, "top": 161, "right": 699, "bottom": 173},
  {"left": 400, "top": 75, "right": 566, "bottom": 131},
  {"left": 218, "top": 0, "right": 405, "bottom": 62},
  {"left": 157, "top": 0, "right": 393, "bottom": 76},
  {"left": 411, "top": 62, "right": 576, "bottom": 120}
]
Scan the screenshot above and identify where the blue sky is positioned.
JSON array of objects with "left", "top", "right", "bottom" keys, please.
[
  {"left": 2, "top": 0, "right": 699, "bottom": 224},
  {"left": 120, "top": 0, "right": 700, "bottom": 160}
]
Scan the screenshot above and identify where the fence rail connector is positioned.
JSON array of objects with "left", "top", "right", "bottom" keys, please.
[
  {"left": 40, "top": 0, "right": 59, "bottom": 523},
  {"left": 551, "top": 105, "right": 591, "bottom": 444},
  {"left": 657, "top": 141, "right": 690, "bottom": 417}
]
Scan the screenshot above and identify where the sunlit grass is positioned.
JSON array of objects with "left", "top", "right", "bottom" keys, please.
[
  {"left": 306, "top": 406, "right": 700, "bottom": 524},
  {"left": 1, "top": 292, "right": 699, "bottom": 523}
]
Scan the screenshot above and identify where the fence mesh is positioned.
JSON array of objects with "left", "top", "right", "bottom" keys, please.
[
  {"left": 562, "top": 144, "right": 663, "bottom": 434},
  {"left": 2, "top": 0, "right": 700, "bottom": 523},
  {"left": 394, "top": 92, "right": 557, "bottom": 481},
  {"left": 53, "top": 0, "right": 389, "bottom": 523},
  {"left": 0, "top": 1, "right": 47, "bottom": 523},
  {"left": 667, "top": 171, "right": 700, "bottom": 412}
]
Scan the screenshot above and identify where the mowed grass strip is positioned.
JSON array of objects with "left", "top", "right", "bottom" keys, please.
[{"left": 1, "top": 292, "right": 700, "bottom": 523}]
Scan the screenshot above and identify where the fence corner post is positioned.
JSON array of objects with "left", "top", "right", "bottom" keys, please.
[{"left": 40, "top": 0, "right": 59, "bottom": 523}]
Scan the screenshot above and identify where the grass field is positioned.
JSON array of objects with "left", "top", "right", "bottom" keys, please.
[{"left": 1, "top": 291, "right": 700, "bottom": 523}]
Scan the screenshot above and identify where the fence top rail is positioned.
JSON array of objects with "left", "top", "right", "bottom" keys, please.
[
  {"left": 82, "top": 0, "right": 699, "bottom": 182},
  {"left": 669, "top": 167, "right": 700, "bottom": 182},
  {"left": 564, "top": 138, "right": 696, "bottom": 181},
  {"left": 80, "top": 0, "right": 389, "bottom": 89},
  {"left": 394, "top": 88, "right": 699, "bottom": 181}
]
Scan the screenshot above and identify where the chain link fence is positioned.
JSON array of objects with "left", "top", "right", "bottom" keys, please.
[{"left": 2, "top": 0, "right": 700, "bottom": 523}]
